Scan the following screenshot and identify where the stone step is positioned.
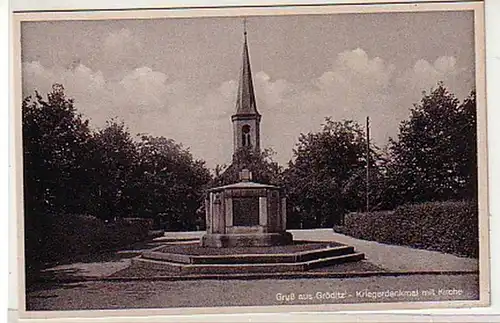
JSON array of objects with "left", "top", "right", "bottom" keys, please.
[
  {"left": 141, "top": 245, "right": 356, "bottom": 265},
  {"left": 133, "top": 252, "right": 365, "bottom": 275}
]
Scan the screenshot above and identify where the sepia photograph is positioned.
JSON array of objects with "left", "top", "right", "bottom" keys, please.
[{"left": 12, "top": 1, "right": 489, "bottom": 318}]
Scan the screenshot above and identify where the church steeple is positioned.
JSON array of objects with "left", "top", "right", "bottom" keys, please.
[
  {"left": 234, "top": 21, "right": 259, "bottom": 116},
  {"left": 232, "top": 20, "right": 261, "bottom": 155}
]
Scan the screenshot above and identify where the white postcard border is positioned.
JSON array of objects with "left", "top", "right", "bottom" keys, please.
[{"left": 9, "top": 1, "right": 491, "bottom": 321}]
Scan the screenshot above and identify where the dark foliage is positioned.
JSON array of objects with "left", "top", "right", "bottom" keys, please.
[
  {"left": 22, "top": 84, "right": 94, "bottom": 217},
  {"left": 131, "top": 135, "right": 211, "bottom": 231},
  {"left": 22, "top": 85, "right": 212, "bottom": 276},
  {"left": 22, "top": 85, "right": 211, "bottom": 225},
  {"left": 386, "top": 83, "right": 477, "bottom": 206},
  {"left": 22, "top": 80, "right": 480, "bottom": 273},
  {"left": 88, "top": 120, "right": 137, "bottom": 220},
  {"left": 334, "top": 200, "right": 479, "bottom": 258},
  {"left": 23, "top": 84, "right": 95, "bottom": 275},
  {"left": 282, "top": 118, "right": 380, "bottom": 228},
  {"left": 282, "top": 83, "right": 477, "bottom": 229},
  {"left": 211, "top": 147, "right": 282, "bottom": 186},
  {"left": 25, "top": 213, "right": 150, "bottom": 285}
]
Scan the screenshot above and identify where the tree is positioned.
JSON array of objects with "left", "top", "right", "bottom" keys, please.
[
  {"left": 89, "top": 120, "right": 137, "bottom": 220},
  {"left": 211, "top": 147, "right": 282, "bottom": 186},
  {"left": 22, "top": 84, "right": 94, "bottom": 272},
  {"left": 283, "top": 118, "right": 377, "bottom": 228},
  {"left": 131, "top": 135, "right": 211, "bottom": 230},
  {"left": 340, "top": 150, "right": 392, "bottom": 212},
  {"left": 387, "top": 83, "right": 477, "bottom": 204},
  {"left": 22, "top": 83, "right": 93, "bottom": 216}
]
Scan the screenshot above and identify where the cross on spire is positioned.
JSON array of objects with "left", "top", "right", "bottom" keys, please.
[{"left": 233, "top": 18, "right": 259, "bottom": 116}]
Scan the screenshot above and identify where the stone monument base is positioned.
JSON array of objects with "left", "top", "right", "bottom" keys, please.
[
  {"left": 133, "top": 239, "right": 366, "bottom": 275},
  {"left": 201, "top": 232, "right": 293, "bottom": 248}
]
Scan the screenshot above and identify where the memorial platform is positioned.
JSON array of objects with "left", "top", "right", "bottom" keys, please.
[{"left": 133, "top": 240, "right": 365, "bottom": 275}]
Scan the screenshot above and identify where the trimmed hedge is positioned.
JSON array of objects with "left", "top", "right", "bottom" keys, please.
[
  {"left": 25, "top": 213, "right": 150, "bottom": 273},
  {"left": 334, "top": 200, "right": 478, "bottom": 258}
]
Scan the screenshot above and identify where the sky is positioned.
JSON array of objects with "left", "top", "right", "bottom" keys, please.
[{"left": 21, "top": 10, "right": 476, "bottom": 169}]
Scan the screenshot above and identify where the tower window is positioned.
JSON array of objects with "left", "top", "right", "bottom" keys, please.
[{"left": 242, "top": 125, "right": 251, "bottom": 147}]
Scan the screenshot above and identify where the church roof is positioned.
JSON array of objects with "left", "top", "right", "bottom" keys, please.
[{"left": 234, "top": 30, "right": 260, "bottom": 116}]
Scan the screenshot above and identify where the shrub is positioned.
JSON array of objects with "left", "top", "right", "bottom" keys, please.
[
  {"left": 25, "top": 213, "right": 151, "bottom": 270},
  {"left": 334, "top": 200, "right": 478, "bottom": 258}
]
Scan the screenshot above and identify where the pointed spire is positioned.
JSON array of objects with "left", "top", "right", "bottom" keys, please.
[{"left": 234, "top": 19, "right": 259, "bottom": 116}]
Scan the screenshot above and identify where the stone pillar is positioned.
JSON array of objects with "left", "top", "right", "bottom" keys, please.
[
  {"left": 259, "top": 196, "right": 267, "bottom": 227},
  {"left": 205, "top": 196, "right": 211, "bottom": 233},
  {"left": 267, "top": 190, "right": 279, "bottom": 231},
  {"left": 225, "top": 197, "right": 233, "bottom": 227},
  {"left": 281, "top": 197, "right": 287, "bottom": 231},
  {"left": 212, "top": 192, "right": 225, "bottom": 234},
  {"left": 276, "top": 196, "right": 281, "bottom": 231}
]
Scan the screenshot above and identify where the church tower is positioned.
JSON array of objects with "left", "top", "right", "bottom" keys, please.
[{"left": 232, "top": 24, "right": 261, "bottom": 158}]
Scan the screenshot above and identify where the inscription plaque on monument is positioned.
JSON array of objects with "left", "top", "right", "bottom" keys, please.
[{"left": 233, "top": 197, "right": 259, "bottom": 226}]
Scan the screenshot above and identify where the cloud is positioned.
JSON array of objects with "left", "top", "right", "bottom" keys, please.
[
  {"left": 22, "top": 60, "right": 237, "bottom": 167},
  {"left": 247, "top": 50, "right": 471, "bottom": 165},
  {"left": 334, "top": 48, "right": 395, "bottom": 87},
  {"left": 23, "top": 61, "right": 169, "bottom": 128},
  {"left": 118, "top": 67, "right": 169, "bottom": 112},
  {"left": 100, "top": 28, "right": 143, "bottom": 73},
  {"left": 249, "top": 49, "right": 397, "bottom": 164},
  {"left": 254, "top": 71, "right": 294, "bottom": 108},
  {"left": 22, "top": 48, "right": 472, "bottom": 168},
  {"left": 394, "top": 55, "right": 472, "bottom": 122},
  {"left": 23, "top": 61, "right": 107, "bottom": 108},
  {"left": 103, "top": 28, "right": 135, "bottom": 53},
  {"left": 397, "top": 56, "right": 468, "bottom": 95}
]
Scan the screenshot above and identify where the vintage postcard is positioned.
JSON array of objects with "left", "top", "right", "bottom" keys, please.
[{"left": 11, "top": 0, "right": 489, "bottom": 320}]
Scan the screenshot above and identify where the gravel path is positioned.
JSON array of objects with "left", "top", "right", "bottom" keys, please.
[
  {"left": 26, "top": 230, "right": 480, "bottom": 312},
  {"left": 289, "top": 229, "right": 479, "bottom": 272},
  {"left": 37, "top": 239, "right": 163, "bottom": 280},
  {"left": 36, "top": 229, "right": 478, "bottom": 282},
  {"left": 162, "top": 230, "right": 479, "bottom": 272},
  {"left": 27, "top": 274, "right": 479, "bottom": 311}
]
